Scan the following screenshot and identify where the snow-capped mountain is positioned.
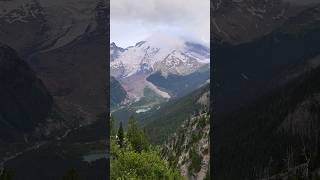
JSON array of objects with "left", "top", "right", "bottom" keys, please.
[
  {"left": 111, "top": 33, "right": 209, "bottom": 79},
  {"left": 110, "top": 42, "right": 125, "bottom": 61},
  {"left": 110, "top": 33, "right": 210, "bottom": 103}
]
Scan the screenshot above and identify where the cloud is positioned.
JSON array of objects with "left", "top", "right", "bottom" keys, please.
[{"left": 110, "top": 0, "right": 210, "bottom": 47}]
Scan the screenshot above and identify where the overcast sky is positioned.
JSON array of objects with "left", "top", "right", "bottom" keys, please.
[{"left": 110, "top": 0, "right": 210, "bottom": 48}]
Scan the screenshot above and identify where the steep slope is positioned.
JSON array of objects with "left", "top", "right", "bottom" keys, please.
[
  {"left": 215, "top": 63, "right": 320, "bottom": 180},
  {"left": 163, "top": 113, "right": 210, "bottom": 180},
  {"left": 147, "top": 65, "right": 209, "bottom": 98},
  {"left": 143, "top": 84, "right": 209, "bottom": 144},
  {"left": 110, "top": 76, "right": 127, "bottom": 109},
  {"left": 27, "top": 2, "right": 108, "bottom": 125},
  {"left": 159, "top": 83, "right": 210, "bottom": 180},
  {"left": 0, "top": 1, "right": 108, "bottom": 179},
  {"left": 110, "top": 34, "right": 209, "bottom": 101},
  {"left": 213, "top": 3, "right": 320, "bottom": 180},
  {"left": 214, "top": 4, "right": 320, "bottom": 113},
  {"left": 0, "top": 0, "right": 107, "bottom": 128},
  {"left": 0, "top": 43, "right": 53, "bottom": 142},
  {"left": 111, "top": 34, "right": 209, "bottom": 79}
]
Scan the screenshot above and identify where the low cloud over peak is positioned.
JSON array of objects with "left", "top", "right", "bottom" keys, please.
[{"left": 111, "top": 0, "right": 210, "bottom": 47}]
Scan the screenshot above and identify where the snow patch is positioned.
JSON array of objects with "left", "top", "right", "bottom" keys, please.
[{"left": 136, "top": 108, "right": 151, "bottom": 113}]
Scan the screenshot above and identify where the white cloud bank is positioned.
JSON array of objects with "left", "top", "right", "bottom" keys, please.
[{"left": 110, "top": 0, "right": 210, "bottom": 48}]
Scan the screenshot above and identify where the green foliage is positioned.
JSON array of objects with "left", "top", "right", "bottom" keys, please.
[
  {"left": 167, "top": 151, "right": 178, "bottom": 169},
  {"left": 146, "top": 69, "right": 209, "bottom": 98},
  {"left": 110, "top": 115, "right": 184, "bottom": 180},
  {"left": 127, "top": 115, "right": 149, "bottom": 152},
  {"left": 188, "top": 148, "right": 202, "bottom": 174},
  {"left": 189, "top": 132, "right": 202, "bottom": 149},
  {"left": 111, "top": 87, "right": 167, "bottom": 129},
  {"left": 143, "top": 85, "right": 209, "bottom": 144},
  {"left": 62, "top": 168, "right": 81, "bottom": 180},
  {"left": 127, "top": 115, "right": 138, "bottom": 143},
  {"left": 197, "top": 115, "right": 207, "bottom": 129},
  {"left": 110, "top": 114, "right": 116, "bottom": 136},
  {"left": 111, "top": 148, "right": 183, "bottom": 180},
  {"left": 117, "top": 122, "right": 124, "bottom": 148},
  {"left": 0, "top": 168, "right": 15, "bottom": 180}
]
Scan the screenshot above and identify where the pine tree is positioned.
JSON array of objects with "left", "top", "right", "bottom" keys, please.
[
  {"left": 127, "top": 114, "right": 138, "bottom": 143},
  {"left": 117, "top": 121, "right": 124, "bottom": 148},
  {"left": 110, "top": 114, "right": 116, "bottom": 136},
  {"left": 126, "top": 114, "right": 148, "bottom": 152}
]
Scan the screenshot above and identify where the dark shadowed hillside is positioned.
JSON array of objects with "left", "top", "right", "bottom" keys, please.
[
  {"left": 0, "top": 0, "right": 108, "bottom": 179},
  {"left": 214, "top": 4, "right": 320, "bottom": 113},
  {"left": 213, "top": 3, "right": 320, "bottom": 180},
  {"left": 215, "top": 62, "right": 320, "bottom": 180},
  {"left": 147, "top": 65, "right": 209, "bottom": 98},
  {"left": 143, "top": 84, "right": 209, "bottom": 144},
  {"left": 110, "top": 76, "right": 127, "bottom": 109},
  {"left": 0, "top": 44, "right": 53, "bottom": 142}
]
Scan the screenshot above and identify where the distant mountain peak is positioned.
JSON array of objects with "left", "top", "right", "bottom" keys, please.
[
  {"left": 110, "top": 33, "right": 210, "bottom": 102},
  {"left": 135, "top": 41, "right": 146, "bottom": 47},
  {"left": 111, "top": 33, "right": 209, "bottom": 78}
]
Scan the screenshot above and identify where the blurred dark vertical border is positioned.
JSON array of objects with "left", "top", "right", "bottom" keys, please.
[
  {"left": 0, "top": 0, "right": 110, "bottom": 179},
  {"left": 210, "top": 1, "right": 214, "bottom": 179},
  {"left": 105, "top": 0, "right": 110, "bottom": 178},
  {"left": 209, "top": 0, "right": 320, "bottom": 179},
  {"left": 97, "top": 0, "right": 110, "bottom": 178}
]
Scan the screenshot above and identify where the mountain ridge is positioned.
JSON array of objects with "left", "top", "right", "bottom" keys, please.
[{"left": 110, "top": 34, "right": 210, "bottom": 109}]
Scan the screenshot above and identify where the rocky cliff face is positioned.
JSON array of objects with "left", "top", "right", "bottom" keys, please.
[
  {"left": 162, "top": 88, "right": 210, "bottom": 180},
  {"left": 163, "top": 113, "right": 210, "bottom": 180}
]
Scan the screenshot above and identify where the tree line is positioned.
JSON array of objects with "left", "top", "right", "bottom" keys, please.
[{"left": 110, "top": 114, "right": 184, "bottom": 180}]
